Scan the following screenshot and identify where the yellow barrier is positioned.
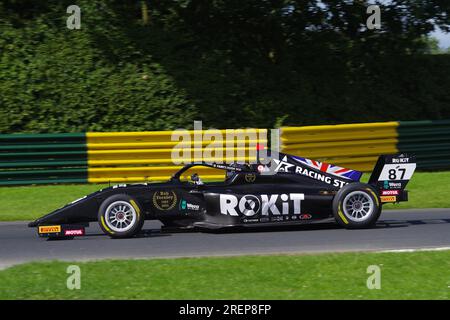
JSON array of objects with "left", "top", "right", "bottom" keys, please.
[
  {"left": 281, "top": 122, "right": 398, "bottom": 143},
  {"left": 87, "top": 129, "right": 267, "bottom": 144},
  {"left": 281, "top": 122, "right": 399, "bottom": 172},
  {"left": 86, "top": 122, "right": 397, "bottom": 183},
  {"left": 87, "top": 129, "right": 267, "bottom": 183}
]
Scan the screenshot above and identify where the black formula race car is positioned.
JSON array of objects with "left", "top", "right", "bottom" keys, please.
[{"left": 29, "top": 152, "right": 416, "bottom": 239}]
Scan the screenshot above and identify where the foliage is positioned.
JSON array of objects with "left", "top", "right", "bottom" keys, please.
[
  {"left": 0, "top": 0, "right": 197, "bottom": 132},
  {"left": 0, "top": 0, "right": 449, "bottom": 132}
]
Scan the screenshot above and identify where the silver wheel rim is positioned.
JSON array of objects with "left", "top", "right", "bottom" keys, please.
[
  {"left": 105, "top": 201, "right": 137, "bottom": 232},
  {"left": 342, "top": 191, "right": 374, "bottom": 222}
]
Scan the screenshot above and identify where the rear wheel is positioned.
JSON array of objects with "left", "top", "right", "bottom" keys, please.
[
  {"left": 333, "top": 183, "right": 381, "bottom": 229},
  {"left": 98, "top": 194, "right": 144, "bottom": 238}
]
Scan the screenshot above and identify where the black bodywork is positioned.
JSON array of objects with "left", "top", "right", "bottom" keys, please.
[{"left": 29, "top": 152, "right": 413, "bottom": 234}]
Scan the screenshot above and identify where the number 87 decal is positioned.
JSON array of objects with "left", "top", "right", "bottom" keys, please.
[
  {"left": 379, "top": 164, "right": 416, "bottom": 181},
  {"left": 389, "top": 168, "right": 406, "bottom": 180}
]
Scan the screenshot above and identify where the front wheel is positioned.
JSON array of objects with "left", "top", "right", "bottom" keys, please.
[
  {"left": 333, "top": 183, "right": 381, "bottom": 229},
  {"left": 98, "top": 194, "right": 145, "bottom": 238}
]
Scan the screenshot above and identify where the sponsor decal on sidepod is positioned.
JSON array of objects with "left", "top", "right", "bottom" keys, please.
[
  {"left": 220, "top": 193, "right": 305, "bottom": 217},
  {"left": 180, "top": 199, "right": 200, "bottom": 211}
]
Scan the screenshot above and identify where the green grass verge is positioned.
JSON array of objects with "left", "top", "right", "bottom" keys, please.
[
  {"left": 0, "top": 251, "right": 449, "bottom": 299},
  {"left": 1, "top": 171, "right": 450, "bottom": 221}
]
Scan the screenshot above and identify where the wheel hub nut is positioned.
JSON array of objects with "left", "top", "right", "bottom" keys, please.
[{"left": 353, "top": 201, "right": 362, "bottom": 210}]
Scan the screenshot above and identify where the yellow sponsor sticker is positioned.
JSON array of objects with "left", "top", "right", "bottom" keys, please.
[
  {"left": 380, "top": 196, "right": 397, "bottom": 203},
  {"left": 38, "top": 225, "right": 61, "bottom": 234}
]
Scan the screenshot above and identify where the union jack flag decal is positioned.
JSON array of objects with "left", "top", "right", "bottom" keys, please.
[{"left": 292, "top": 156, "right": 362, "bottom": 181}]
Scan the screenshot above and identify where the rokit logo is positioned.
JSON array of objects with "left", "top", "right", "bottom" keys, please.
[
  {"left": 392, "top": 157, "right": 410, "bottom": 163},
  {"left": 220, "top": 193, "right": 305, "bottom": 217}
]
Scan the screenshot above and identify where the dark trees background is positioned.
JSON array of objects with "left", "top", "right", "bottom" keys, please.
[{"left": 0, "top": 0, "right": 449, "bottom": 132}]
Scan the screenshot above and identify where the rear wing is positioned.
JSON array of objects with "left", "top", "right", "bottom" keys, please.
[{"left": 369, "top": 154, "right": 416, "bottom": 203}]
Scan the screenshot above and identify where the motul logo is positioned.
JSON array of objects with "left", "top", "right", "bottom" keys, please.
[
  {"left": 220, "top": 193, "right": 305, "bottom": 217},
  {"left": 64, "top": 229, "right": 84, "bottom": 236},
  {"left": 381, "top": 190, "right": 400, "bottom": 196}
]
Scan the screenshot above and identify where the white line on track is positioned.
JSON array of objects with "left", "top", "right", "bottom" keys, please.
[{"left": 378, "top": 246, "right": 450, "bottom": 253}]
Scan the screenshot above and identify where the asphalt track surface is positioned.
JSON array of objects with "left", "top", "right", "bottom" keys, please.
[{"left": 1, "top": 209, "right": 450, "bottom": 268}]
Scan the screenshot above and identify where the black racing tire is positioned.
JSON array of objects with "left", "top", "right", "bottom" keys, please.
[
  {"left": 98, "top": 194, "right": 145, "bottom": 239},
  {"left": 332, "top": 183, "right": 381, "bottom": 229}
]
